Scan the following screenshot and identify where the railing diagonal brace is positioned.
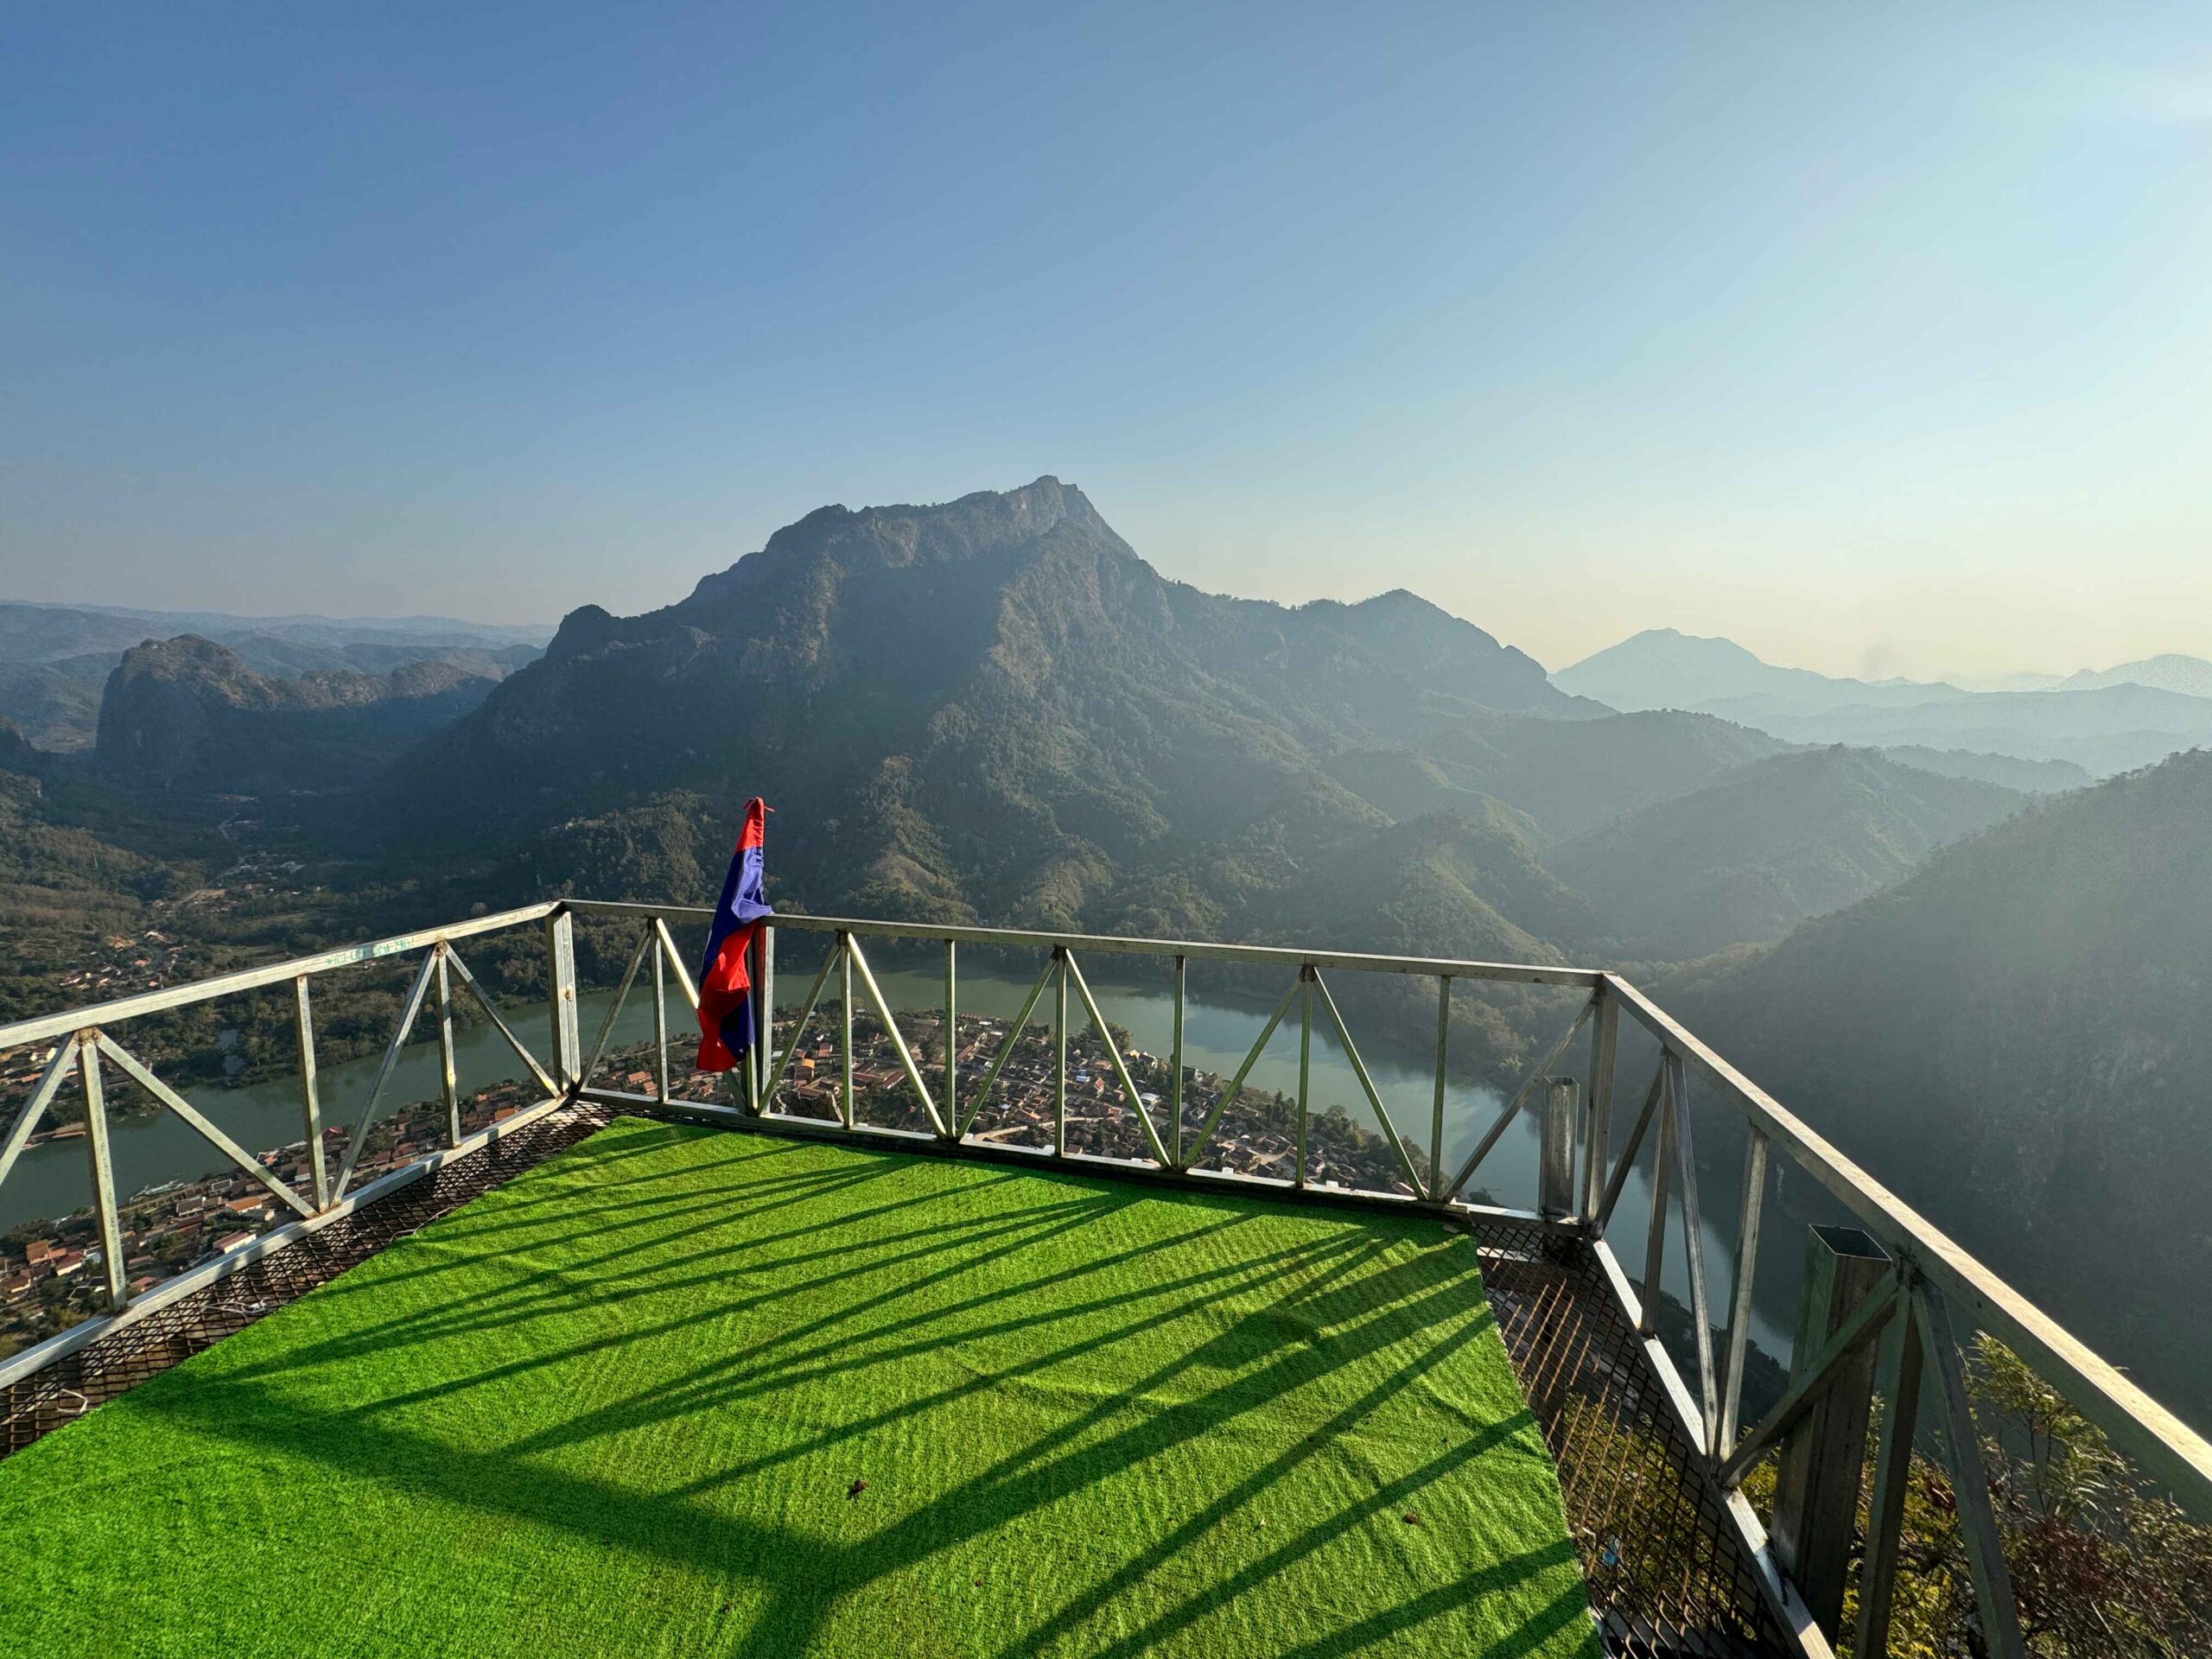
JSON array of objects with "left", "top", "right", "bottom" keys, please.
[
  {"left": 652, "top": 917, "right": 700, "bottom": 1012},
  {"left": 96, "top": 1034, "right": 314, "bottom": 1220},
  {"left": 761, "top": 945, "right": 837, "bottom": 1105},
  {"left": 1180, "top": 973, "right": 1303, "bottom": 1171},
  {"left": 1716, "top": 1265, "right": 1902, "bottom": 1486},
  {"left": 334, "top": 945, "right": 442, "bottom": 1199},
  {"left": 582, "top": 926, "right": 655, "bottom": 1089},
  {"left": 845, "top": 935, "right": 948, "bottom": 1138},
  {"left": 1916, "top": 1285, "right": 2028, "bottom": 1659},
  {"left": 0, "top": 1034, "right": 79, "bottom": 1192},
  {"left": 1442, "top": 991, "right": 1597, "bottom": 1202},
  {"left": 442, "top": 947, "right": 561, "bottom": 1100},
  {"left": 958, "top": 954, "right": 1058, "bottom": 1136},
  {"left": 1594, "top": 1059, "right": 1666, "bottom": 1234},
  {"left": 1063, "top": 950, "right": 1171, "bottom": 1166},
  {"left": 1310, "top": 970, "right": 1423, "bottom": 1196}
]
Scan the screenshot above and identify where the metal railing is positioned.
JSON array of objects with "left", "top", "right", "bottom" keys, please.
[{"left": 3, "top": 897, "right": 2208, "bottom": 1659}]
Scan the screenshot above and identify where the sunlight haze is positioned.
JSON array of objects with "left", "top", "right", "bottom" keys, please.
[{"left": 5, "top": 2, "right": 2209, "bottom": 679}]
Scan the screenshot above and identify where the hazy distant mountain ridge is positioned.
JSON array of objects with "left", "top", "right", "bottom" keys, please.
[
  {"left": 2050, "top": 652, "right": 2212, "bottom": 698},
  {"left": 1733, "top": 683, "right": 2212, "bottom": 775},
  {"left": 1553, "top": 628, "right": 1965, "bottom": 715},
  {"left": 1543, "top": 747, "right": 2024, "bottom": 957},
  {"left": 1557, "top": 627, "right": 2212, "bottom": 776}
]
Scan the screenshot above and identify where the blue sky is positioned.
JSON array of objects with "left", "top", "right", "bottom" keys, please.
[{"left": 3, "top": 2, "right": 2209, "bottom": 678}]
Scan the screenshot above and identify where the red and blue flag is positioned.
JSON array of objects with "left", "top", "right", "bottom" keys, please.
[{"left": 695, "top": 798, "right": 772, "bottom": 1071}]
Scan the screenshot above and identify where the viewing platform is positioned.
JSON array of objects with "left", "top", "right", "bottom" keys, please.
[{"left": 2, "top": 902, "right": 2207, "bottom": 1658}]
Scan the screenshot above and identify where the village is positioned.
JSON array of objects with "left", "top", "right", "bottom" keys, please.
[
  {"left": 2, "top": 1002, "right": 1424, "bottom": 1361},
  {"left": 690, "top": 1005, "right": 1426, "bottom": 1198}
]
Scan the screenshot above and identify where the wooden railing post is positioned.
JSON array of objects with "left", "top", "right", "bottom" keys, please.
[
  {"left": 1539, "top": 1077, "right": 1578, "bottom": 1219},
  {"left": 1580, "top": 982, "right": 1618, "bottom": 1224},
  {"left": 1771, "top": 1224, "right": 1891, "bottom": 1636},
  {"left": 543, "top": 906, "right": 581, "bottom": 1093},
  {"left": 754, "top": 925, "right": 774, "bottom": 1105}
]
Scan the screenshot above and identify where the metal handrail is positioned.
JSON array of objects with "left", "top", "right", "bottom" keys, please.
[{"left": 2, "top": 895, "right": 2205, "bottom": 1659}]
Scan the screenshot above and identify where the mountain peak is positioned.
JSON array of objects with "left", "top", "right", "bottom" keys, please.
[{"left": 685, "top": 476, "right": 1115, "bottom": 610}]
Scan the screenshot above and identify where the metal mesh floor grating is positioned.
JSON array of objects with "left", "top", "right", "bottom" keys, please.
[
  {"left": 1473, "top": 1222, "right": 1790, "bottom": 1658},
  {"left": 0, "top": 1108, "right": 1791, "bottom": 1657}
]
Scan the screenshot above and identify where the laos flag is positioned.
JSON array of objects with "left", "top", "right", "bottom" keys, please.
[{"left": 695, "top": 798, "right": 773, "bottom": 1071}]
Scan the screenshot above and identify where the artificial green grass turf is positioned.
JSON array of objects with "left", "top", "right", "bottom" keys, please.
[{"left": 0, "top": 1122, "right": 1599, "bottom": 1659}]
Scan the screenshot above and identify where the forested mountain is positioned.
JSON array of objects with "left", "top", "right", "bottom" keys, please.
[
  {"left": 95, "top": 636, "right": 501, "bottom": 790},
  {"left": 400, "top": 478, "right": 1785, "bottom": 941},
  {"left": 0, "top": 721, "right": 188, "bottom": 1022},
  {"left": 1665, "top": 750, "right": 2212, "bottom": 1426},
  {"left": 1877, "top": 745, "right": 2089, "bottom": 794},
  {"left": 1543, "top": 747, "right": 2024, "bottom": 957}
]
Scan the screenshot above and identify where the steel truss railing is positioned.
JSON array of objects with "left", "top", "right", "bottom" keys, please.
[{"left": 2, "top": 899, "right": 2207, "bottom": 1659}]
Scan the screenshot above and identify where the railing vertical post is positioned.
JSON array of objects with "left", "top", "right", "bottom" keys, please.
[
  {"left": 1295, "top": 968, "right": 1313, "bottom": 1189},
  {"left": 1853, "top": 1281, "right": 1926, "bottom": 1659},
  {"left": 435, "top": 946, "right": 461, "bottom": 1147},
  {"left": 1580, "top": 982, "right": 1618, "bottom": 1225},
  {"left": 543, "top": 906, "right": 581, "bottom": 1094},
  {"left": 78, "top": 1034, "right": 127, "bottom": 1313},
  {"left": 1639, "top": 1070, "right": 1674, "bottom": 1333},
  {"left": 1918, "top": 1286, "right": 2027, "bottom": 1659},
  {"left": 1719, "top": 1129, "right": 1770, "bottom": 1452},
  {"left": 1539, "top": 1077, "right": 1578, "bottom": 1218},
  {"left": 744, "top": 1012, "right": 761, "bottom": 1116},
  {"left": 1052, "top": 949, "right": 1068, "bottom": 1155},
  {"left": 943, "top": 938, "right": 957, "bottom": 1116},
  {"left": 1668, "top": 1051, "right": 1720, "bottom": 1450},
  {"left": 652, "top": 926, "right": 670, "bottom": 1105},
  {"left": 839, "top": 932, "right": 855, "bottom": 1130},
  {"left": 1429, "top": 975, "right": 1450, "bottom": 1202},
  {"left": 1770, "top": 1225, "right": 1891, "bottom": 1637},
  {"left": 293, "top": 976, "right": 328, "bottom": 1211},
  {"left": 1169, "top": 953, "right": 1185, "bottom": 1170},
  {"left": 754, "top": 925, "right": 773, "bottom": 1105}
]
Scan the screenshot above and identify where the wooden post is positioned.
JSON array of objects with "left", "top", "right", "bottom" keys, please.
[
  {"left": 79, "top": 1037, "right": 128, "bottom": 1313},
  {"left": 435, "top": 949, "right": 461, "bottom": 1147},
  {"left": 1580, "top": 984, "right": 1618, "bottom": 1224},
  {"left": 840, "top": 934, "right": 855, "bottom": 1131},
  {"left": 1539, "top": 1077, "right": 1578, "bottom": 1218},
  {"left": 293, "top": 976, "right": 329, "bottom": 1211},
  {"left": 1853, "top": 1283, "right": 1925, "bottom": 1658},
  {"left": 754, "top": 925, "right": 775, "bottom": 1106},
  {"left": 1771, "top": 1225, "right": 1891, "bottom": 1637},
  {"left": 1170, "top": 954, "right": 1185, "bottom": 1170},
  {"left": 1295, "top": 969, "right": 1312, "bottom": 1189},
  {"left": 543, "top": 907, "right": 581, "bottom": 1093},
  {"left": 1052, "top": 950, "right": 1067, "bottom": 1155},
  {"left": 1428, "top": 975, "right": 1451, "bottom": 1201}
]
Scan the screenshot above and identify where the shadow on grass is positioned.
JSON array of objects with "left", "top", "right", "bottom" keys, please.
[{"left": 130, "top": 1127, "right": 1594, "bottom": 1658}]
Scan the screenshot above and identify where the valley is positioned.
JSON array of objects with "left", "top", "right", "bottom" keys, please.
[{"left": 4, "top": 475, "right": 2209, "bottom": 1438}]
